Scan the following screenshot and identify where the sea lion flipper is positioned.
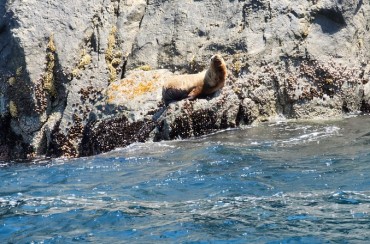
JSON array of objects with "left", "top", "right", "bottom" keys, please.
[
  {"left": 163, "top": 87, "right": 188, "bottom": 105},
  {"left": 188, "top": 86, "right": 202, "bottom": 100}
]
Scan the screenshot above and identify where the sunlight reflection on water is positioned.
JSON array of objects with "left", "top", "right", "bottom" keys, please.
[{"left": 1, "top": 116, "right": 370, "bottom": 243}]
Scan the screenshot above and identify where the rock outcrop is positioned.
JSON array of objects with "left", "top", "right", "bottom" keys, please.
[{"left": 0, "top": 0, "right": 369, "bottom": 160}]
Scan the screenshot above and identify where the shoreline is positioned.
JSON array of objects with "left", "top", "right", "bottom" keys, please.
[
  {"left": 1, "top": 0, "right": 370, "bottom": 160},
  {"left": 1, "top": 112, "right": 368, "bottom": 163}
]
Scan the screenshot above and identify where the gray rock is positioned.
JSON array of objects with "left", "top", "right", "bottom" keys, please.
[{"left": 0, "top": 0, "right": 369, "bottom": 159}]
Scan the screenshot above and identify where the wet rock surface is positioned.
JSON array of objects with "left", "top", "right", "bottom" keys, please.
[{"left": 0, "top": 0, "right": 370, "bottom": 159}]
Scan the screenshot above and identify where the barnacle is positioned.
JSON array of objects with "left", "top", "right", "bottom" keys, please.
[
  {"left": 136, "top": 65, "right": 152, "bottom": 71},
  {"left": 9, "top": 100, "right": 18, "bottom": 118},
  {"left": 105, "top": 26, "right": 125, "bottom": 83},
  {"left": 72, "top": 49, "right": 92, "bottom": 78},
  {"left": 43, "top": 34, "right": 57, "bottom": 97}
]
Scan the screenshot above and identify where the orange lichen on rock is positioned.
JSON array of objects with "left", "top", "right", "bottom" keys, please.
[{"left": 106, "top": 71, "right": 164, "bottom": 104}]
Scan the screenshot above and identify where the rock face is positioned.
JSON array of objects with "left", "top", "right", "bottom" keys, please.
[{"left": 0, "top": 0, "right": 369, "bottom": 159}]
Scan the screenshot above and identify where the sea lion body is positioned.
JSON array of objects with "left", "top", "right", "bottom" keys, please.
[{"left": 162, "top": 54, "right": 227, "bottom": 105}]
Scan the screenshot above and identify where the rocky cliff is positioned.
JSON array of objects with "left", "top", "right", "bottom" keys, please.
[{"left": 0, "top": 0, "right": 369, "bottom": 160}]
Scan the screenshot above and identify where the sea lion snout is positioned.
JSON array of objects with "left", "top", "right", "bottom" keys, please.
[
  {"left": 211, "top": 54, "right": 222, "bottom": 62},
  {"left": 211, "top": 54, "right": 224, "bottom": 66}
]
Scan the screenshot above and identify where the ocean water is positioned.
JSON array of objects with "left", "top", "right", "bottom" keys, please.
[{"left": 1, "top": 115, "right": 370, "bottom": 243}]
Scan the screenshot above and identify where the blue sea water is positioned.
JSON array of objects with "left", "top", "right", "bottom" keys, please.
[{"left": 1, "top": 115, "right": 370, "bottom": 243}]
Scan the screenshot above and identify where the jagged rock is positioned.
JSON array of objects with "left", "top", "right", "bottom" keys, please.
[
  {"left": 153, "top": 86, "right": 240, "bottom": 141},
  {"left": 0, "top": 0, "right": 370, "bottom": 159},
  {"left": 239, "top": 98, "right": 260, "bottom": 125},
  {"left": 0, "top": 0, "right": 148, "bottom": 158}
]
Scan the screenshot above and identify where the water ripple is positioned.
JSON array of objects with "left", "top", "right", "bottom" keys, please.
[{"left": 2, "top": 116, "right": 370, "bottom": 243}]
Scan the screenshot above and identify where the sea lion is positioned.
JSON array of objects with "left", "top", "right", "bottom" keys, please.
[{"left": 162, "top": 54, "right": 227, "bottom": 105}]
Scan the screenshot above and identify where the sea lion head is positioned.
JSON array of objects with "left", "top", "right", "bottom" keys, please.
[
  {"left": 210, "top": 54, "right": 226, "bottom": 69},
  {"left": 209, "top": 54, "right": 227, "bottom": 81}
]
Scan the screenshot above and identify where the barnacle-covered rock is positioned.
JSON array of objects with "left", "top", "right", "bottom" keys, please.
[{"left": 0, "top": 0, "right": 370, "bottom": 159}]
